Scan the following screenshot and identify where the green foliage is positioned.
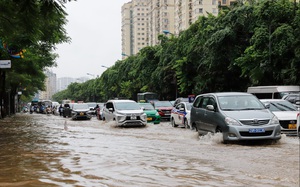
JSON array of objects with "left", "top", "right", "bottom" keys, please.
[
  {"left": 0, "top": 0, "right": 71, "bottom": 103},
  {"left": 55, "top": 0, "right": 300, "bottom": 101}
]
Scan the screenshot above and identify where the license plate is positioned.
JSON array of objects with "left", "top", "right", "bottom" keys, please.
[
  {"left": 131, "top": 116, "right": 137, "bottom": 120},
  {"left": 147, "top": 117, "right": 152, "bottom": 121},
  {"left": 249, "top": 128, "right": 265, "bottom": 133},
  {"left": 288, "top": 124, "right": 296, "bottom": 129},
  {"left": 80, "top": 112, "right": 84, "bottom": 116}
]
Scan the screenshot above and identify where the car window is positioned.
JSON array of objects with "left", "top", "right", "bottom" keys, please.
[
  {"left": 73, "top": 104, "right": 89, "bottom": 110},
  {"left": 106, "top": 102, "right": 113, "bottom": 110},
  {"left": 193, "top": 96, "right": 202, "bottom": 108},
  {"left": 115, "top": 102, "right": 141, "bottom": 110},
  {"left": 175, "top": 104, "right": 181, "bottom": 109},
  {"left": 139, "top": 103, "right": 154, "bottom": 110},
  {"left": 200, "top": 97, "right": 209, "bottom": 109},
  {"left": 218, "top": 95, "right": 265, "bottom": 110}
]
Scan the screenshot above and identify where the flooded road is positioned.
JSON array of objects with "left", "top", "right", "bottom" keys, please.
[{"left": 0, "top": 113, "right": 299, "bottom": 187}]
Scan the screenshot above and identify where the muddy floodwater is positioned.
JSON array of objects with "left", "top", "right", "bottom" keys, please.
[{"left": 0, "top": 113, "right": 299, "bottom": 187}]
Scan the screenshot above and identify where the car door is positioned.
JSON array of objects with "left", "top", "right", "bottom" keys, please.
[
  {"left": 201, "top": 96, "right": 219, "bottom": 133},
  {"left": 176, "top": 103, "right": 185, "bottom": 125},
  {"left": 172, "top": 103, "right": 180, "bottom": 124},
  {"left": 104, "top": 102, "right": 114, "bottom": 122},
  {"left": 191, "top": 96, "right": 208, "bottom": 133}
]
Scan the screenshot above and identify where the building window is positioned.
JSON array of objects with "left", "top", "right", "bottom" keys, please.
[
  {"left": 222, "top": 0, "right": 227, "bottom": 4},
  {"left": 199, "top": 0, "right": 203, "bottom": 5},
  {"left": 212, "top": 0, "right": 217, "bottom": 5},
  {"left": 196, "top": 8, "right": 203, "bottom": 14}
]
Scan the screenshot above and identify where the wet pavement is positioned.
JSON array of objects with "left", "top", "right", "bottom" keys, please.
[{"left": 0, "top": 113, "right": 299, "bottom": 187}]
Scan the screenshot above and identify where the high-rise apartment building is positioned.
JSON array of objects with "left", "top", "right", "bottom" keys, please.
[
  {"left": 39, "top": 70, "right": 57, "bottom": 100},
  {"left": 121, "top": 0, "right": 150, "bottom": 58},
  {"left": 121, "top": 0, "right": 236, "bottom": 55},
  {"left": 148, "top": 0, "right": 176, "bottom": 46},
  {"left": 175, "top": 0, "right": 218, "bottom": 35},
  {"left": 121, "top": 2, "right": 133, "bottom": 58}
]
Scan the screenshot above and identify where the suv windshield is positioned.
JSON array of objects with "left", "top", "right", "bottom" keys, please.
[
  {"left": 154, "top": 101, "right": 172, "bottom": 107},
  {"left": 218, "top": 95, "right": 265, "bottom": 111},
  {"left": 115, "top": 102, "right": 141, "bottom": 110},
  {"left": 73, "top": 104, "right": 89, "bottom": 110}
]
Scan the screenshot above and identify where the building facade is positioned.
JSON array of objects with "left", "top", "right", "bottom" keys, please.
[
  {"left": 39, "top": 70, "right": 57, "bottom": 100},
  {"left": 121, "top": 0, "right": 237, "bottom": 55}
]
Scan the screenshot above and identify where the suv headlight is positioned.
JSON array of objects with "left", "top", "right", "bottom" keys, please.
[
  {"left": 140, "top": 113, "right": 147, "bottom": 121},
  {"left": 270, "top": 115, "right": 280, "bottom": 125},
  {"left": 225, "top": 117, "right": 241, "bottom": 126},
  {"left": 115, "top": 112, "right": 126, "bottom": 122}
]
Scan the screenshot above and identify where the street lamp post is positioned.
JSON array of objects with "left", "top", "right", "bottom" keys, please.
[{"left": 101, "top": 65, "right": 109, "bottom": 69}]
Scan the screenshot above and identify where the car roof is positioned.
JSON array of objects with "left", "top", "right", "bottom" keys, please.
[
  {"left": 260, "top": 99, "right": 288, "bottom": 102},
  {"left": 108, "top": 99, "right": 135, "bottom": 103},
  {"left": 198, "top": 92, "right": 253, "bottom": 97}
]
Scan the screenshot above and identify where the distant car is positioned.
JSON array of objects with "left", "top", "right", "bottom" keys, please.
[
  {"left": 71, "top": 103, "right": 92, "bottom": 120},
  {"left": 171, "top": 102, "right": 192, "bottom": 129},
  {"left": 138, "top": 103, "right": 161, "bottom": 124},
  {"left": 152, "top": 101, "right": 173, "bottom": 120},
  {"left": 86, "top": 102, "right": 97, "bottom": 115},
  {"left": 190, "top": 92, "right": 281, "bottom": 143},
  {"left": 261, "top": 99, "right": 298, "bottom": 135},
  {"left": 297, "top": 113, "right": 300, "bottom": 137},
  {"left": 103, "top": 99, "right": 147, "bottom": 127}
]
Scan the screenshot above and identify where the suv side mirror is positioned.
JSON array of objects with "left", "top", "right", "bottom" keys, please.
[
  {"left": 108, "top": 108, "right": 114, "bottom": 112},
  {"left": 206, "top": 105, "right": 215, "bottom": 111}
]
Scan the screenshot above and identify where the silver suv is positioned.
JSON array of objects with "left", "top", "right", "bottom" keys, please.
[
  {"left": 103, "top": 99, "right": 147, "bottom": 127},
  {"left": 190, "top": 92, "right": 281, "bottom": 143}
]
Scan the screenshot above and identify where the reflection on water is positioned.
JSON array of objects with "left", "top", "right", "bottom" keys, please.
[{"left": 0, "top": 113, "right": 299, "bottom": 187}]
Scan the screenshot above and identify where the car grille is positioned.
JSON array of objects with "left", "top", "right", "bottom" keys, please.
[
  {"left": 125, "top": 116, "right": 141, "bottom": 120},
  {"left": 123, "top": 122, "right": 144, "bottom": 126},
  {"left": 240, "top": 119, "right": 270, "bottom": 126},
  {"left": 279, "top": 120, "right": 296, "bottom": 129},
  {"left": 240, "top": 130, "right": 273, "bottom": 136},
  {"left": 162, "top": 110, "right": 171, "bottom": 114}
]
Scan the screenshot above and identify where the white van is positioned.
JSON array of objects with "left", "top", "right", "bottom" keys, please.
[{"left": 247, "top": 85, "right": 300, "bottom": 99}]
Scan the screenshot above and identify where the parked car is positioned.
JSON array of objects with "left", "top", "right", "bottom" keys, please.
[
  {"left": 103, "top": 100, "right": 147, "bottom": 127},
  {"left": 71, "top": 103, "right": 92, "bottom": 120},
  {"left": 138, "top": 103, "right": 161, "bottom": 124},
  {"left": 282, "top": 93, "right": 300, "bottom": 110},
  {"left": 190, "top": 92, "right": 281, "bottom": 143},
  {"left": 297, "top": 112, "right": 300, "bottom": 137},
  {"left": 171, "top": 102, "right": 192, "bottom": 129},
  {"left": 260, "top": 99, "right": 298, "bottom": 135},
  {"left": 152, "top": 101, "right": 173, "bottom": 120}
]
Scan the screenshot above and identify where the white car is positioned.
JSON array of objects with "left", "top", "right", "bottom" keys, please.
[
  {"left": 297, "top": 112, "right": 300, "bottom": 137},
  {"left": 261, "top": 99, "right": 298, "bottom": 135},
  {"left": 103, "top": 99, "right": 147, "bottom": 127},
  {"left": 170, "top": 102, "right": 192, "bottom": 129}
]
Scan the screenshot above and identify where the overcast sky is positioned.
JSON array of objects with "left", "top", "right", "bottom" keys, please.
[{"left": 51, "top": 0, "right": 130, "bottom": 78}]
